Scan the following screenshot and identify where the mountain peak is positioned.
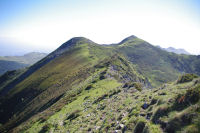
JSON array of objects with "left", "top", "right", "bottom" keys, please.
[
  {"left": 57, "top": 37, "right": 95, "bottom": 50},
  {"left": 119, "top": 35, "right": 138, "bottom": 44},
  {"left": 125, "top": 35, "right": 138, "bottom": 39},
  {"left": 50, "top": 37, "right": 96, "bottom": 57}
]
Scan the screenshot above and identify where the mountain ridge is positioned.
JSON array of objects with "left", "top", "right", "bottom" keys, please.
[{"left": 0, "top": 35, "right": 200, "bottom": 133}]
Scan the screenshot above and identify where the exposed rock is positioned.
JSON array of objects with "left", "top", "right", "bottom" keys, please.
[{"left": 141, "top": 103, "right": 149, "bottom": 109}]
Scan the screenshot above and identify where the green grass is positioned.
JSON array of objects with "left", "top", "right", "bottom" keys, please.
[
  {"left": 26, "top": 79, "right": 122, "bottom": 132},
  {"left": 118, "top": 37, "right": 200, "bottom": 87},
  {"left": 0, "top": 40, "right": 117, "bottom": 132},
  {"left": 1, "top": 36, "right": 200, "bottom": 133},
  {"left": 7, "top": 77, "right": 200, "bottom": 133},
  {"left": 177, "top": 73, "right": 198, "bottom": 83}
]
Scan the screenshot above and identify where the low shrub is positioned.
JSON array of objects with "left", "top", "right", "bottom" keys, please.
[
  {"left": 133, "top": 82, "right": 142, "bottom": 91},
  {"left": 173, "top": 85, "right": 200, "bottom": 111},
  {"left": 177, "top": 73, "right": 198, "bottom": 84}
]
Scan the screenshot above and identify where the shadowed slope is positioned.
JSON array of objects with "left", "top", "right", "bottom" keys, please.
[{"left": 0, "top": 37, "right": 116, "bottom": 132}]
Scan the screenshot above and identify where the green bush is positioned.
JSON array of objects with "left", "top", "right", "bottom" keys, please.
[
  {"left": 177, "top": 73, "right": 198, "bottom": 83},
  {"left": 173, "top": 84, "right": 200, "bottom": 111},
  {"left": 133, "top": 82, "right": 142, "bottom": 91}
]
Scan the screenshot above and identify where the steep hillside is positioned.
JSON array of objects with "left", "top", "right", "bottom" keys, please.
[
  {"left": 10, "top": 74, "right": 200, "bottom": 133},
  {"left": 117, "top": 35, "right": 200, "bottom": 86},
  {"left": 0, "top": 37, "right": 147, "bottom": 132},
  {"left": 0, "top": 36, "right": 200, "bottom": 133},
  {"left": 0, "top": 52, "right": 47, "bottom": 75}
]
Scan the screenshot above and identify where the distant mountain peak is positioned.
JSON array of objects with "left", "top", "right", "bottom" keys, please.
[{"left": 157, "top": 46, "right": 191, "bottom": 55}]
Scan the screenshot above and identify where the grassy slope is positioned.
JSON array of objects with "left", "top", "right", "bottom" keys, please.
[
  {"left": 17, "top": 73, "right": 200, "bottom": 133},
  {"left": 1, "top": 36, "right": 200, "bottom": 132},
  {"left": 10, "top": 49, "right": 147, "bottom": 133},
  {"left": 0, "top": 38, "right": 126, "bottom": 132},
  {"left": 117, "top": 36, "right": 200, "bottom": 87}
]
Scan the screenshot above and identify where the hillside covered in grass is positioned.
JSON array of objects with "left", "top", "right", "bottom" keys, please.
[
  {"left": 0, "top": 36, "right": 200, "bottom": 133},
  {"left": 17, "top": 74, "right": 200, "bottom": 133}
]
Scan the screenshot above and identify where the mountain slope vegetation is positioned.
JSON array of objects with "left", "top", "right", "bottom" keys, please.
[
  {"left": 117, "top": 35, "right": 200, "bottom": 86},
  {"left": 0, "top": 36, "right": 200, "bottom": 133},
  {"left": 20, "top": 74, "right": 200, "bottom": 133}
]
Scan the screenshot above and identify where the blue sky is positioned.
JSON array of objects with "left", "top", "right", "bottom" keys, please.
[{"left": 0, "top": 0, "right": 200, "bottom": 55}]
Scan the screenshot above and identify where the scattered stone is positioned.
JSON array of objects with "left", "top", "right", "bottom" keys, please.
[
  {"left": 141, "top": 103, "right": 149, "bottom": 109},
  {"left": 95, "top": 126, "right": 100, "bottom": 130},
  {"left": 86, "top": 113, "right": 91, "bottom": 117},
  {"left": 115, "top": 130, "right": 120, "bottom": 133},
  {"left": 58, "top": 121, "right": 63, "bottom": 126},
  {"left": 116, "top": 123, "right": 125, "bottom": 130},
  {"left": 120, "top": 124, "right": 125, "bottom": 128}
]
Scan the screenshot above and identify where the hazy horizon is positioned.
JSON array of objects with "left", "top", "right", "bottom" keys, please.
[
  {"left": 0, "top": 0, "right": 200, "bottom": 56},
  {"left": 0, "top": 35, "right": 195, "bottom": 56}
]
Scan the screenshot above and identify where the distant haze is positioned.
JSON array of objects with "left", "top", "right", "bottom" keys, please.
[{"left": 0, "top": 0, "right": 200, "bottom": 55}]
